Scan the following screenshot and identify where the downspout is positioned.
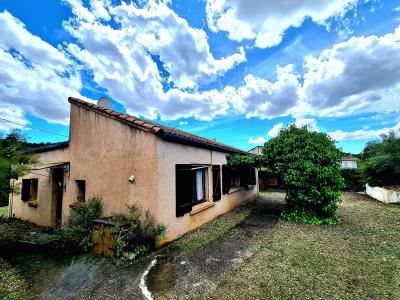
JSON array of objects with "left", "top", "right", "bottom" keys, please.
[{"left": 8, "top": 179, "right": 14, "bottom": 218}]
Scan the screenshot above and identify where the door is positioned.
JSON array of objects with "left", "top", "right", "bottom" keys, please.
[{"left": 52, "top": 168, "right": 64, "bottom": 226}]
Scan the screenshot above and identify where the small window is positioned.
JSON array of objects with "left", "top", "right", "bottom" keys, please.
[
  {"left": 176, "top": 165, "right": 207, "bottom": 217},
  {"left": 230, "top": 168, "right": 241, "bottom": 188},
  {"left": 76, "top": 180, "right": 86, "bottom": 202},
  {"left": 21, "top": 178, "right": 38, "bottom": 202}
]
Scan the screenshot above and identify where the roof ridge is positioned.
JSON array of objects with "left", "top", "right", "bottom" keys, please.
[{"left": 68, "top": 97, "right": 246, "bottom": 154}]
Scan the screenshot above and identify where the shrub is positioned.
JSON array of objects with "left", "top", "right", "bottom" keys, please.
[
  {"left": 57, "top": 196, "right": 102, "bottom": 252},
  {"left": 114, "top": 204, "right": 166, "bottom": 260},
  {"left": 263, "top": 125, "right": 344, "bottom": 224},
  {"left": 359, "top": 131, "right": 400, "bottom": 187},
  {"left": 340, "top": 168, "right": 365, "bottom": 191}
]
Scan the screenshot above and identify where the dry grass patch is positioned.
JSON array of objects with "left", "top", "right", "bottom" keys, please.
[{"left": 204, "top": 192, "right": 400, "bottom": 300}]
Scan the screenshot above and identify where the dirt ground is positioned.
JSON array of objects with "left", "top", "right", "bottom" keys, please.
[{"left": 1, "top": 192, "right": 399, "bottom": 300}]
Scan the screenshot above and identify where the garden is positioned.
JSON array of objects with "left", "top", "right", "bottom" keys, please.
[{"left": 0, "top": 126, "right": 399, "bottom": 299}]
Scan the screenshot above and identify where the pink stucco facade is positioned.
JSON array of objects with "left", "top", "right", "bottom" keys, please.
[{"left": 10, "top": 99, "right": 258, "bottom": 242}]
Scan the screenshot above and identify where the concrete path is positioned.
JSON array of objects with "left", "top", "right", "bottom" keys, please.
[{"left": 7, "top": 196, "right": 282, "bottom": 300}]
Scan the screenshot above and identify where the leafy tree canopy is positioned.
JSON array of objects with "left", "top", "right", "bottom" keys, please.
[
  {"left": 229, "top": 125, "right": 344, "bottom": 224},
  {"left": 359, "top": 130, "right": 400, "bottom": 187},
  {"left": 0, "top": 130, "right": 37, "bottom": 206},
  {"left": 263, "top": 125, "right": 344, "bottom": 223}
]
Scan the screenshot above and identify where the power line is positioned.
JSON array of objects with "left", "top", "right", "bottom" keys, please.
[{"left": 0, "top": 117, "right": 69, "bottom": 138}]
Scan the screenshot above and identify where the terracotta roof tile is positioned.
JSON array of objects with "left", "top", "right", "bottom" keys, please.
[{"left": 68, "top": 97, "right": 246, "bottom": 154}]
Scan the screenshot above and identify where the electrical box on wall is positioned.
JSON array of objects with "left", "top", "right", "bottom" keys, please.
[{"left": 128, "top": 175, "right": 135, "bottom": 183}]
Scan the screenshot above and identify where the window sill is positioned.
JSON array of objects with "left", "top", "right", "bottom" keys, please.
[
  {"left": 228, "top": 187, "right": 243, "bottom": 194},
  {"left": 190, "top": 201, "right": 215, "bottom": 216},
  {"left": 27, "top": 201, "right": 38, "bottom": 208},
  {"left": 69, "top": 202, "right": 84, "bottom": 209}
]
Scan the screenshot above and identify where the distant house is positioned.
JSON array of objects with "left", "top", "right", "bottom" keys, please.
[
  {"left": 341, "top": 156, "right": 358, "bottom": 169},
  {"left": 9, "top": 97, "right": 258, "bottom": 243},
  {"left": 248, "top": 146, "right": 263, "bottom": 155}
]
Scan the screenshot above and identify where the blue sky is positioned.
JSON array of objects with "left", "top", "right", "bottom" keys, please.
[{"left": 0, "top": 0, "right": 400, "bottom": 153}]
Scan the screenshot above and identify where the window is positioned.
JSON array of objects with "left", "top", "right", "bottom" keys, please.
[
  {"left": 21, "top": 178, "right": 38, "bottom": 202},
  {"left": 222, "top": 165, "right": 231, "bottom": 194},
  {"left": 176, "top": 165, "right": 207, "bottom": 217},
  {"left": 222, "top": 165, "right": 256, "bottom": 194},
  {"left": 212, "top": 165, "right": 221, "bottom": 201},
  {"left": 76, "top": 180, "right": 86, "bottom": 202}
]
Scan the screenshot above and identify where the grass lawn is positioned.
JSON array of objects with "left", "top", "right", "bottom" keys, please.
[
  {"left": 0, "top": 192, "right": 399, "bottom": 299},
  {"left": 206, "top": 192, "right": 400, "bottom": 300},
  {"left": 0, "top": 206, "right": 8, "bottom": 218}
]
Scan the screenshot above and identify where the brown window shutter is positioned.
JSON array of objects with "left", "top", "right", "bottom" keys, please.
[
  {"left": 21, "top": 179, "right": 31, "bottom": 202},
  {"left": 250, "top": 167, "right": 257, "bottom": 185},
  {"left": 176, "top": 165, "right": 194, "bottom": 217},
  {"left": 222, "top": 165, "right": 231, "bottom": 194},
  {"left": 212, "top": 165, "right": 221, "bottom": 201}
]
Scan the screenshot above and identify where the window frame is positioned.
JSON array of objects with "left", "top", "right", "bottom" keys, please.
[
  {"left": 75, "top": 180, "right": 86, "bottom": 203},
  {"left": 175, "top": 164, "right": 209, "bottom": 217},
  {"left": 21, "top": 178, "right": 38, "bottom": 202}
]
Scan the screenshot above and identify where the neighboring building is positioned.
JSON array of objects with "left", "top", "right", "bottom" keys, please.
[
  {"left": 9, "top": 97, "right": 258, "bottom": 243},
  {"left": 248, "top": 145, "right": 263, "bottom": 154},
  {"left": 341, "top": 156, "right": 358, "bottom": 169},
  {"left": 247, "top": 146, "right": 281, "bottom": 190}
]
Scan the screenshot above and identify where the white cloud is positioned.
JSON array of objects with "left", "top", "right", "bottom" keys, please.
[
  {"left": 293, "top": 117, "right": 319, "bottom": 131},
  {"left": 65, "top": 0, "right": 245, "bottom": 89},
  {"left": 239, "top": 65, "right": 301, "bottom": 119},
  {"left": 0, "top": 104, "right": 29, "bottom": 132},
  {"left": 0, "top": 11, "right": 83, "bottom": 124},
  {"left": 267, "top": 122, "right": 284, "bottom": 137},
  {"left": 328, "top": 122, "right": 400, "bottom": 141},
  {"left": 248, "top": 136, "right": 266, "bottom": 144},
  {"left": 179, "top": 121, "right": 188, "bottom": 126},
  {"left": 206, "top": 0, "right": 358, "bottom": 48},
  {"left": 62, "top": 0, "right": 246, "bottom": 121},
  {"left": 301, "top": 26, "right": 400, "bottom": 117}
]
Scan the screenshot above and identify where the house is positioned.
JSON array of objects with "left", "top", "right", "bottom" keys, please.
[
  {"left": 341, "top": 156, "right": 358, "bottom": 169},
  {"left": 9, "top": 97, "right": 258, "bottom": 243},
  {"left": 247, "top": 146, "right": 280, "bottom": 190},
  {"left": 248, "top": 145, "right": 263, "bottom": 154}
]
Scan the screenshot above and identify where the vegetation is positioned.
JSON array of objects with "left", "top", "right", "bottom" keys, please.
[
  {"left": 1, "top": 192, "right": 399, "bottom": 299},
  {"left": 340, "top": 168, "right": 365, "bottom": 191},
  {"left": 0, "top": 258, "right": 28, "bottom": 300},
  {"left": 208, "top": 192, "right": 400, "bottom": 300},
  {"left": 0, "top": 206, "right": 7, "bottom": 218},
  {"left": 230, "top": 126, "right": 344, "bottom": 224},
  {"left": 114, "top": 204, "right": 167, "bottom": 260},
  {"left": 171, "top": 203, "right": 252, "bottom": 253},
  {"left": 359, "top": 130, "right": 400, "bottom": 187},
  {"left": 0, "top": 130, "right": 38, "bottom": 207},
  {"left": 57, "top": 196, "right": 103, "bottom": 252}
]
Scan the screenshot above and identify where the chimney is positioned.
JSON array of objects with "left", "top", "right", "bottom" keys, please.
[{"left": 97, "top": 96, "right": 112, "bottom": 109}]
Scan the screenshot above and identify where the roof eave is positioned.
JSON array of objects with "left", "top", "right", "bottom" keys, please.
[{"left": 161, "top": 132, "right": 247, "bottom": 154}]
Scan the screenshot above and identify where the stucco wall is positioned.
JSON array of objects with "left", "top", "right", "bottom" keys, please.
[
  {"left": 67, "top": 104, "right": 160, "bottom": 220},
  {"left": 10, "top": 104, "right": 259, "bottom": 241},
  {"left": 156, "top": 139, "right": 258, "bottom": 242},
  {"left": 10, "top": 147, "right": 70, "bottom": 227},
  {"left": 366, "top": 184, "right": 400, "bottom": 204}
]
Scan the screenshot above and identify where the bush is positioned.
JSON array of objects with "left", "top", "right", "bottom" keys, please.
[
  {"left": 263, "top": 125, "right": 344, "bottom": 224},
  {"left": 57, "top": 196, "right": 102, "bottom": 252},
  {"left": 340, "top": 168, "right": 365, "bottom": 191},
  {"left": 359, "top": 131, "right": 400, "bottom": 187},
  {"left": 114, "top": 204, "right": 166, "bottom": 261}
]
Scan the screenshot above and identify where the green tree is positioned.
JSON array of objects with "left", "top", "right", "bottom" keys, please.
[
  {"left": 359, "top": 130, "right": 400, "bottom": 187},
  {"left": 263, "top": 125, "right": 344, "bottom": 224},
  {"left": 0, "top": 130, "right": 37, "bottom": 206}
]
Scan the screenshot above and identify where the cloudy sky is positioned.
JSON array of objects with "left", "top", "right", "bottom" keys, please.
[{"left": 0, "top": 0, "right": 399, "bottom": 153}]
